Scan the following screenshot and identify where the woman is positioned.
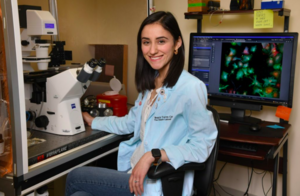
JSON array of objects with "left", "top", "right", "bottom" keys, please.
[{"left": 65, "top": 11, "right": 217, "bottom": 196}]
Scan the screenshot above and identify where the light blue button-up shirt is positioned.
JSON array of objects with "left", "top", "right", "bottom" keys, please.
[{"left": 92, "top": 70, "right": 218, "bottom": 196}]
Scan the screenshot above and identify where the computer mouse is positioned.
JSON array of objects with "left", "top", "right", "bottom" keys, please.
[{"left": 249, "top": 124, "right": 261, "bottom": 132}]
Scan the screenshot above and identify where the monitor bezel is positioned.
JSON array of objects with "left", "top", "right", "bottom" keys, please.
[{"left": 188, "top": 32, "right": 298, "bottom": 108}]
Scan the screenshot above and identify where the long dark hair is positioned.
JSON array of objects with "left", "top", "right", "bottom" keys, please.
[{"left": 135, "top": 11, "right": 185, "bottom": 93}]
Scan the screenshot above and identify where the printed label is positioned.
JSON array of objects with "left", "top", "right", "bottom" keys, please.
[
  {"left": 45, "top": 146, "right": 68, "bottom": 158},
  {"left": 98, "top": 99, "right": 111, "bottom": 104}
]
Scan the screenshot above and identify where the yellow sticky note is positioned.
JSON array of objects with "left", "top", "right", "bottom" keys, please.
[{"left": 254, "top": 10, "right": 274, "bottom": 29}]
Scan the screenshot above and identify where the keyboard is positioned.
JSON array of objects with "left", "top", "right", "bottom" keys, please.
[{"left": 220, "top": 140, "right": 258, "bottom": 152}]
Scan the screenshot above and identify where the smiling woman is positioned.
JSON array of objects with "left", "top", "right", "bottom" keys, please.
[
  {"left": 135, "top": 12, "right": 185, "bottom": 93},
  {"left": 65, "top": 11, "right": 217, "bottom": 196},
  {"left": 141, "top": 23, "right": 182, "bottom": 80}
]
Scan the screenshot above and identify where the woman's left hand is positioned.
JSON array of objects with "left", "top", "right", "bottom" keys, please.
[{"left": 129, "top": 151, "right": 154, "bottom": 196}]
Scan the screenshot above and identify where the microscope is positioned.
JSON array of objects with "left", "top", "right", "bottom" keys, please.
[
  {"left": 25, "top": 58, "right": 106, "bottom": 135},
  {"left": 21, "top": 8, "right": 106, "bottom": 135},
  {"left": 20, "top": 9, "right": 58, "bottom": 71},
  {"left": 20, "top": 7, "right": 69, "bottom": 71}
]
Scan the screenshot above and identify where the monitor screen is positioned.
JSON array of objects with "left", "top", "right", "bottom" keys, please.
[{"left": 188, "top": 32, "right": 298, "bottom": 124}]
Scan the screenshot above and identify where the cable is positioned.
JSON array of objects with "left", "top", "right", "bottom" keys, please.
[
  {"left": 214, "top": 185, "right": 221, "bottom": 196},
  {"left": 243, "top": 164, "right": 254, "bottom": 196},
  {"left": 262, "top": 171, "right": 273, "bottom": 196},
  {"left": 262, "top": 170, "right": 267, "bottom": 195},
  {"left": 265, "top": 172, "right": 273, "bottom": 195},
  {"left": 215, "top": 181, "right": 234, "bottom": 196},
  {"left": 253, "top": 168, "right": 267, "bottom": 175},
  {"left": 212, "top": 183, "right": 217, "bottom": 196},
  {"left": 212, "top": 162, "right": 235, "bottom": 196},
  {"left": 209, "top": 10, "right": 224, "bottom": 27},
  {"left": 213, "top": 162, "right": 227, "bottom": 182}
]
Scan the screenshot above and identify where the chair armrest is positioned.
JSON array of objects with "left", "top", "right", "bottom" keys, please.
[{"left": 147, "top": 162, "right": 206, "bottom": 179}]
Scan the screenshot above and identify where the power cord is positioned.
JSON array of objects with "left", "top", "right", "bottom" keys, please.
[
  {"left": 215, "top": 181, "right": 235, "bottom": 196},
  {"left": 214, "top": 186, "right": 221, "bottom": 196},
  {"left": 213, "top": 162, "right": 227, "bottom": 182},
  {"left": 213, "top": 159, "right": 274, "bottom": 196},
  {"left": 212, "top": 183, "right": 217, "bottom": 196},
  {"left": 213, "top": 162, "right": 235, "bottom": 196},
  {"left": 209, "top": 10, "right": 224, "bottom": 27},
  {"left": 262, "top": 171, "right": 273, "bottom": 196},
  {"left": 253, "top": 159, "right": 273, "bottom": 196},
  {"left": 212, "top": 183, "right": 222, "bottom": 196},
  {"left": 243, "top": 163, "right": 254, "bottom": 196},
  {"left": 253, "top": 168, "right": 266, "bottom": 175}
]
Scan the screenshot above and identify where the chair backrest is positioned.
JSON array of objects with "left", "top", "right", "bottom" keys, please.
[{"left": 194, "top": 105, "right": 220, "bottom": 196}]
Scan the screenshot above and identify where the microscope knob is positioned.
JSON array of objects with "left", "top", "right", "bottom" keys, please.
[
  {"left": 104, "top": 108, "right": 113, "bottom": 116},
  {"left": 89, "top": 109, "right": 100, "bottom": 117},
  {"left": 21, "top": 40, "right": 30, "bottom": 46},
  {"left": 35, "top": 115, "right": 49, "bottom": 129}
]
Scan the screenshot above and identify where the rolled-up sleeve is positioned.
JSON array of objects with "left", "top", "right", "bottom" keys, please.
[{"left": 91, "top": 93, "right": 142, "bottom": 135}]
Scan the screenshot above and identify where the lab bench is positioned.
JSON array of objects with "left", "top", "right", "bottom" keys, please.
[{"left": 17, "top": 126, "right": 131, "bottom": 195}]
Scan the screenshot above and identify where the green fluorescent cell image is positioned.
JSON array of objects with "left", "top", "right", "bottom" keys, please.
[{"left": 219, "top": 42, "right": 284, "bottom": 97}]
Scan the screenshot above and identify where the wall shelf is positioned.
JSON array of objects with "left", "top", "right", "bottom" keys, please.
[{"left": 184, "top": 8, "right": 291, "bottom": 32}]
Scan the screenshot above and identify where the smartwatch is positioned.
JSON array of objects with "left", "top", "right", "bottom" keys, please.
[{"left": 151, "top": 149, "right": 162, "bottom": 166}]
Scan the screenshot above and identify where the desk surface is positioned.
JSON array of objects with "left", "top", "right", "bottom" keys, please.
[
  {"left": 28, "top": 127, "right": 111, "bottom": 166},
  {"left": 220, "top": 121, "right": 290, "bottom": 145},
  {"left": 219, "top": 121, "right": 290, "bottom": 160}
]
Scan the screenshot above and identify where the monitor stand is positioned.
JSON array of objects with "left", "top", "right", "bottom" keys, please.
[{"left": 219, "top": 108, "right": 262, "bottom": 125}]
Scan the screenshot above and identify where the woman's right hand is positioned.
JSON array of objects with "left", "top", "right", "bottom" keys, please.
[{"left": 82, "top": 112, "right": 95, "bottom": 126}]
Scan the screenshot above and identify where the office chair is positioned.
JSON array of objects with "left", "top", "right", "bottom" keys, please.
[{"left": 147, "top": 105, "right": 220, "bottom": 196}]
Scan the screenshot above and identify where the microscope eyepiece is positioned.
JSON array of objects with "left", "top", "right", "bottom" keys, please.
[
  {"left": 77, "top": 58, "right": 106, "bottom": 83},
  {"left": 98, "top": 58, "right": 106, "bottom": 67},
  {"left": 87, "top": 58, "right": 99, "bottom": 69}
]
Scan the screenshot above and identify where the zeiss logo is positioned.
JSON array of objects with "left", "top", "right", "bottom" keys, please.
[{"left": 71, "top": 103, "right": 76, "bottom": 109}]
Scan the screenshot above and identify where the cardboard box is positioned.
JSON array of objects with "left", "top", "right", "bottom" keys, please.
[
  {"left": 188, "top": 0, "right": 209, "bottom": 12},
  {"left": 188, "top": 0, "right": 220, "bottom": 12},
  {"left": 261, "top": 0, "right": 284, "bottom": 9}
]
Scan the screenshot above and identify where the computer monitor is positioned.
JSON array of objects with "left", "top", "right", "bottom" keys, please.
[{"left": 188, "top": 32, "right": 298, "bottom": 124}]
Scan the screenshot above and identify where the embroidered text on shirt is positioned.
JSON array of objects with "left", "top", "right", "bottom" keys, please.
[{"left": 154, "top": 116, "right": 173, "bottom": 121}]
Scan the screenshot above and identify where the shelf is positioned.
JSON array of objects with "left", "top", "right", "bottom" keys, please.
[
  {"left": 184, "top": 8, "right": 290, "bottom": 19},
  {"left": 184, "top": 8, "right": 291, "bottom": 32}
]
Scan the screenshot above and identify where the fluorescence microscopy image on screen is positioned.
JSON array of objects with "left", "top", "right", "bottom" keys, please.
[{"left": 219, "top": 42, "right": 284, "bottom": 98}]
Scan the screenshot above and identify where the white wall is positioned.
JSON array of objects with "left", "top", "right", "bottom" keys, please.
[{"left": 155, "top": 0, "right": 300, "bottom": 195}]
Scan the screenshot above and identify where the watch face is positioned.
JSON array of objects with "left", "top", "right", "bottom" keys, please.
[{"left": 151, "top": 149, "right": 161, "bottom": 158}]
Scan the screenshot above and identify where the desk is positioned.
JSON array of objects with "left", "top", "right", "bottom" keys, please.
[
  {"left": 218, "top": 121, "right": 290, "bottom": 196},
  {"left": 11, "top": 127, "right": 131, "bottom": 196}
]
